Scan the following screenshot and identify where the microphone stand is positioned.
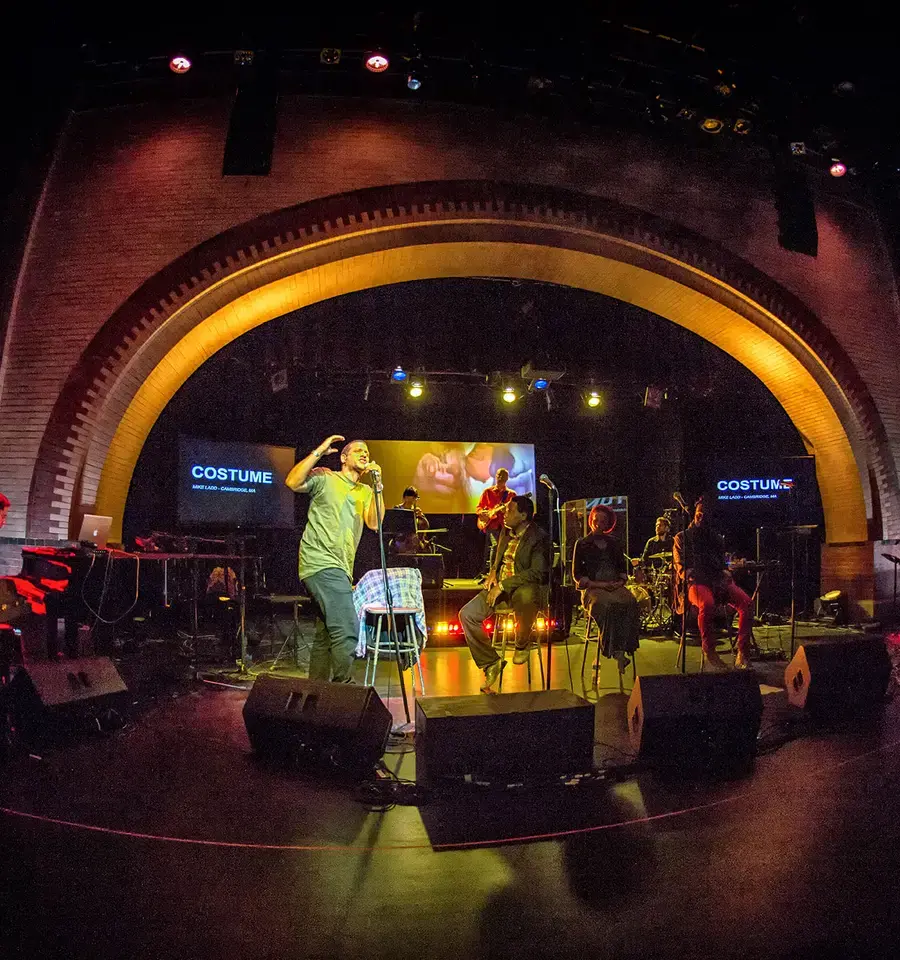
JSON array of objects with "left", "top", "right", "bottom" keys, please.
[
  {"left": 673, "top": 498, "right": 692, "bottom": 674},
  {"left": 372, "top": 471, "right": 411, "bottom": 727},
  {"left": 541, "top": 481, "right": 560, "bottom": 690}
]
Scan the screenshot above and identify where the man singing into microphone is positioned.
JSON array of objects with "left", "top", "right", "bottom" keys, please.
[{"left": 286, "top": 437, "right": 381, "bottom": 683}]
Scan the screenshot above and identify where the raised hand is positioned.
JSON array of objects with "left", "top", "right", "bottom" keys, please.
[{"left": 316, "top": 434, "right": 345, "bottom": 457}]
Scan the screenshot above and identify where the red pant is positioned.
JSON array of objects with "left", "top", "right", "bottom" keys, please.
[{"left": 688, "top": 581, "right": 752, "bottom": 654}]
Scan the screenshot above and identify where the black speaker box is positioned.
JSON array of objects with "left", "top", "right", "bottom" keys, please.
[
  {"left": 784, "top": 637, "right": 890, "bottom": 718},
  {"left": 13, "top": 657, "right": 127, "bottom": 707},
  {"left": 627, "top": 672, "right": 763, "bottom": 769},
  {"left": 242, "top": 676, "right": 392, "bottom": 773},
  {"left": 414, "top": 689, "right": 595, "bottom": 785}
]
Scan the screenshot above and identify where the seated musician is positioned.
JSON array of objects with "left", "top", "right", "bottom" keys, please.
[
  {"left": 573, "top": 504, "right": 640, "bottom": 674},
  {"left": 459, "top": 495, "right": 549, "bottom": 693},
  {"left": 392, "top": 486, "right": 429, "bottom": 555},
  {"left": 672, "top": 495, "right": 752, "bottom": 671},
  {"left": 640, "top": 516, "right": 674, "bottom": 571}
]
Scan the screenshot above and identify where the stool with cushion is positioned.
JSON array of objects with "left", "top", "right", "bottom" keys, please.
[{"left": 491, "top": 601, "right": 545, "bottom": 691}]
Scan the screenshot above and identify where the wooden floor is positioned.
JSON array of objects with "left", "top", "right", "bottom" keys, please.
[{"left": 3, "top": 623, "right": 899, "bottom": 960}]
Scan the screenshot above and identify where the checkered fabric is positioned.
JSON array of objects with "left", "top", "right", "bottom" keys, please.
[{"left": 352, "top": 567, "right": 427, "bottom": 657}]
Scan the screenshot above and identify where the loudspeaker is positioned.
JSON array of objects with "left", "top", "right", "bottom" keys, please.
[
  {"left": 627, "top": 672, "right": 763, "bottom": 769},
  {"left": 13, "top": 657, "right": 127, "bottom": 706},
  {"left": 773, "top": 161, "right": 818, "bottom": 257},
  {"left": 414, "top": 689, "right": 595, "bottom": 785},
  {"left": 784, "top": 637, "right": 890, "bottom": 718},
  {"left": 6, "top": 657, "right": 129, "bottom": 743},
  {"left": 242, "top": 676, "right": 392, "bottom": 773}
]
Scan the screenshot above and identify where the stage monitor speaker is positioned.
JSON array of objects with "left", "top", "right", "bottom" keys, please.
[
  {"left": 627, "top": 672, "right": 763, "bottom": 770},
  {"left": 242, "top": 675, "right": 392, "bottom": 773},
  {"left": 12, "top": 657, "right": 127, "bottom": 707},
  {"left": 784, "top": 637, "right": 890, "bottom": 718},
  {"left": 415, "top": 689, "right": 595, "bottom": 785}
]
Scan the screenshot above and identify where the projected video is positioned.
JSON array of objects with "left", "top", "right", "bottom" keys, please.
[
  {"left": 705, "top": 456, "right": 818, "bottom": 524},
  {"left": 178, "top": 437, "right": 296, "bottom": 528},
  {"left": 364, "top": 441, "right": 536, "bottom": 514}
]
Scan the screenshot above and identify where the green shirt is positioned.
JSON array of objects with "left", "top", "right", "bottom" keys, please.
[{"left": 297, "top": 468, "right": 373, "bottom": 581}]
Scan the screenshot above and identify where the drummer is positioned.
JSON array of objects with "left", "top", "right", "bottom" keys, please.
[{"left": 639, "top": 516, "right": 675, "bottom": 572}]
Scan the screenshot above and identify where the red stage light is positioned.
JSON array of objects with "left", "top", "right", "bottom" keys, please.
[
  {"left": 364, "top": 52, "right": 390, "bottom": 73},
  {"left": 169, "top": 55, "right": 192, "bottom": 75},
  {"left": 830, "top": 161, "right": 847, "bottom": 178}
]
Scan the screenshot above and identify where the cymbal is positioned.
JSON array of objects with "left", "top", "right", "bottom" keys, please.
[{"left": 648, "top": 552, "right": 673, "bottom": 560}]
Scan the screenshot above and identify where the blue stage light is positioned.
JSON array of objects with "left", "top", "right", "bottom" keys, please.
[
  {"left": 532, "top": 378, "right": 549, "bottom": 390},
  {"left": 391, "top": 367, "right": 408, "bottom": 382}
]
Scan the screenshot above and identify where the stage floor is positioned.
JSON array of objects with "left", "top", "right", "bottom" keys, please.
[{"left": 3, "top": 631, "right": 900, "bottom": 959}]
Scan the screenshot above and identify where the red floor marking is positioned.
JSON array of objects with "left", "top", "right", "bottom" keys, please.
[{"left": 3, "top": 736, "right": 899, "bottom": 854}]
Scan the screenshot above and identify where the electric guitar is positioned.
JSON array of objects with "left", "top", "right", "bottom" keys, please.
[{"left": 477, "top": 496, "right": 512, "bottom": 533}]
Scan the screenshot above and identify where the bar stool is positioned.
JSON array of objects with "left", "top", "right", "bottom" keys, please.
[
  {"left": 362, "top": 606, "right": 426, "bottom": 695},
  {"left": 581, "top": 605, "right": 638, "bottom": 693},
  {"left": 491, "top": 605, "right": 545, "bottom": 690}
]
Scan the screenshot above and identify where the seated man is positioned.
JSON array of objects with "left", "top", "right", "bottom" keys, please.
[
  {"left": 673, "top": 495, "right": 753, "bottom": 670},
  {"left": 459, "top": 495, "right": 549, "bottom": 693}
]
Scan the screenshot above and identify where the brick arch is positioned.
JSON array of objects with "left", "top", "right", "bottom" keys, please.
[{"left": 29, "top": 181, "right": 896, "bottom": 553}]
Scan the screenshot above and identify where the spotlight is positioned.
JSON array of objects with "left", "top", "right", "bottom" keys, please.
[
  {"left": 815, "top": 590, "right": 846, "bottom": 625},
  {"left": 169, "top": 55, "right": 192, "bottom": 75},
  {"left": 407, "top": 72, "right": 422, "bottom": 91},
  {"left": 502, "top": 386, "right": 518, "bottom": 404},
  {"left": 677, "top": 107, "right": 696, "bottom": 120},
  {"left": 733, "top": 118, "right": 752, "bottom": 135},
  {"left": 714, "top": 82, "right": 734, "bottom": 97},
  {"left": 364, "top": 51, "right": 390, "bottom": 73},
  {"left": 532, "top": 378, "right": 549, "bottom": 390},
  {"left": 233, "top": 50, "right": 254, "bottom": 67},
  {"left": 390, "top": 366, "right": 408, "bottom": 382},
  {"left": 586, "top": 390, "right": 602, "bottom": 408},
  {"left": 320, "top": 48, "right": 342, "bottom": 65},
  {"left": 700, "top": 118, "right": 724, "bottom": 134},
  {"left": 830, "top": 160, "right": 847, "bottom": 178},
  {"left": 408, "top": 380, "right": 424, "bottom": 399},
  {"left": 790, "top": 142, "right": 807, "bottom": 156}
]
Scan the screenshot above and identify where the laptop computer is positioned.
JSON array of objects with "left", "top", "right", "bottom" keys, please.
[{"left": 77, "top": 514, "right": 113, "bottom": 549}]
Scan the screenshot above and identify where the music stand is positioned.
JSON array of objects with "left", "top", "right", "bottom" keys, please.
[{"left": 382, "top": 508, "right": 417, "bottom": 539}]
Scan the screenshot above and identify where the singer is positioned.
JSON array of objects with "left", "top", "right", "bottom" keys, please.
[{"left": 286, "top": 437, "right": 381, "bottom": 682}]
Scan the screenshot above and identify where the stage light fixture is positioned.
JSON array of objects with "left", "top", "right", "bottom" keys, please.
[
  {"left": 790, "top": 142, "right": 807, "bottom": 156},
  {"left": 830, "top": 160, "right": 847, "bottom": 177},
  {"left": 390, "top": 366, "right": 408, "bottom": 382},
  {"left": 320, "top": 48, "right": 342, "bottom": 65},
  {"left": 169, "top": 55, "right": 192, "bottom": 74},
  {"left": 733, "top": 118, "right": 752, "bottom": 135},
  {"left": 532, "top": 378, "right": 549, "bottom": 390},
  {"left": 407, "top": 72, "right": 422, "bottom": 91},
  {"left": 502, "top": 386, "right": 518, "bottom": 404},
  {"left": 364, "top": 51, "right": 390, "bottom": 73},
  {"left": 234, "top": 50, "right": 254, "bottom": 67},
  {"left": 408, "top": 380, "right": 424, "bottom": 399},
  {"left": 700, "top": 117, "right": 724, "bottom": 134},
  {"left": 586, "top": 390, "right": 602, "bottom": 408}
]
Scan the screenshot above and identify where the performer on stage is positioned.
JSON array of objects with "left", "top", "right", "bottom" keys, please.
[
  {"left": 286, "top": 436, "right": 381, "bottom": 683},
  {"left": 673, "top": 495, "right": 752, "bottom": 670},
  {"left": 638, "top": 516, "right": 675, "bottom": 571},
  {"left": 392, "top": 485, "right": 429, "bottom": 555},
  {"left": 459, "top": 495, "right": 549, "bottom": 693},
  {"left": 476, "top": 467, "right": 515, "bottom": 579},
  {"left": 573, "top": 504, "right": 640, "bottom": 673}
]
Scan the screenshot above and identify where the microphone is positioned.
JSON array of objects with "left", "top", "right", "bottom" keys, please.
[
  {"left": 673, "top": 491, "right": 687, "bottom": 507},
  {"left": 539, "top": 474, "right": 557, "bottom": 490}
]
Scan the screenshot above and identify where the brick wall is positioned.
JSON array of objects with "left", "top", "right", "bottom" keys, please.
[{"left": 1, "top": 96, "right": 899, "bottom": 597}]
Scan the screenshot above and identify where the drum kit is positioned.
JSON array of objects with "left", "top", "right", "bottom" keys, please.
[{"left": 626, "top": 551, "right": 675, "bottom": 632}]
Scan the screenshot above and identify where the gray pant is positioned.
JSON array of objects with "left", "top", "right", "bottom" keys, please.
[
  {"left": 459, "top": 585, "right": 541, "bottom": 669},
  {"left": 302, "top": 568, "right": 358, "bottom": 682}
]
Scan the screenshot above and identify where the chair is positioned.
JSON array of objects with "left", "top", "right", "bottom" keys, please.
[
  {"left": 491, "top": 600, "right": 546, "bottom": 691},
  {"left": 354, "top": 568, "right": 427, "bottom": 695}
]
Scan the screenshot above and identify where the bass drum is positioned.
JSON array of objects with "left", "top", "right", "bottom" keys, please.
[{"left": 625, "top": 582, "right": 652, "bottom": 617}]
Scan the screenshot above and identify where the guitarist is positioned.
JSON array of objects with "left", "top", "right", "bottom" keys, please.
[{"left": 475, "top": 468, "right": 515, "bottom": 581}]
